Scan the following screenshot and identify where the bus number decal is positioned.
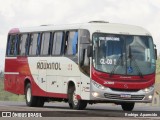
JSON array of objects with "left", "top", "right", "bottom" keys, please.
[{"left": 100, "top": 59, "right": 116, "bottom": 65}]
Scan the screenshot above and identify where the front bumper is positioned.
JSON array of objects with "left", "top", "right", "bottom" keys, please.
[{"left": 90, "top": 81, "right": 154, "bottom": 103}]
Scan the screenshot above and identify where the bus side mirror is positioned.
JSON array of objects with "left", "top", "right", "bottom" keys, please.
[
  {"left": 155, "top": 48, "right": 157, "bottom": 60},
  {"left": 154, "top": 44, "right": 157, "bottom": 60},
  {"left": 87, "top": 45, "right": 93, "bottom": 57}
]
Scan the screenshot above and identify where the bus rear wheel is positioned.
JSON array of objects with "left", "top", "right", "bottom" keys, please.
[
  {"left": 25, "top": 83, "right": 37, "bottom": 107},
  {"left": 121, "top": 102, "right": 135, "bottom": 111},
  {"left": 68, "top": 87, "right": 87, "bottom": 110},
  {"left": 36, "top": 97, "right": 45, "bottom": 107},
  {"left": 25, "top": 83, "right": 44, "bottom": 107}
]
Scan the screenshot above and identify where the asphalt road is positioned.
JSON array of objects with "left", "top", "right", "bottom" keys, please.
[{"left": 0, "top": 101, "right": 160, "bottom": 119}]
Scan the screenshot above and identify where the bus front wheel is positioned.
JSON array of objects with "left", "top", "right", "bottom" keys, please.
[
  {"left": 121, "top": 102, "right": 135, "bottom": 111},
  {"left": 68, "top": 87, "right": 87, "bottom": 110}
]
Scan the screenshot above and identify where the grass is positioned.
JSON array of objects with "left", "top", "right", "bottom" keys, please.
[{"left": 0, "top": 58, "right": 160, "bottom": 101}]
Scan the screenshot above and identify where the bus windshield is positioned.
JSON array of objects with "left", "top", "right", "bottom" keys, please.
[{"left": 93, "top": 33, "right": 156, "bottom": 76}]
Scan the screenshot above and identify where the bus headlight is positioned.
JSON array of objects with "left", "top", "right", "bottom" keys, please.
[
  {"left": 92, "top": 80, "right": 106, "bottom": 90},
  {"left": 142, "top": 85, "right": 154, "bottom": 93},
  {"left": 92, "top": 92, "right": 99, "bottom": 97},
  {"left": 148, "top": 95, "right": 153, "bottom": 100}
]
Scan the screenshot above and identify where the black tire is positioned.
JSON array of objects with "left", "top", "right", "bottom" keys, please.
[
  {"left": 68, "top": 86, "right": 87, "bottom": 110},
  {"left": 25, "top": 83, "right": 37, "bottom": 107},
  {"left": 36, "top": 97, "right": 45, "bottom": 107},
  {"left": 121, "top": 103, "right": 135, "bottom": 111},
  {"left": 68, "top": 103, "right": 73, "bottom": 109}
]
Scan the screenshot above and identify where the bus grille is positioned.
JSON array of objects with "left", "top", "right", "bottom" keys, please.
[
  {"left": 104, "top": 93, "right": 145, "bottom": 100},
  {"left": 110, "top": 88, "right": 140, "bottom": 92}
]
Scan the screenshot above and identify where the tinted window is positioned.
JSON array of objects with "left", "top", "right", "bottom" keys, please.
[
  {"left": 52, "top": 32, "right": 64, "bottom": 55},
  {"left": 65, "top": 31, "right": 78, "bottom": 55},
  {"left": 7, "top": 35, "right": 18, "bottom": 56},
  {"left": 93, "top": 33, "right": 156, "bottom": 75},
  {"left": 19, "top": 34, "right": 28, "bottom": 55},
  {"left": 29, "top": 33, "right": 41, "bottom": 56},
  {"left": 41, "top": 32, "right": 51, "bottom": 55}
]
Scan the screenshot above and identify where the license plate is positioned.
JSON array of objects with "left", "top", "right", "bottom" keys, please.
[{"left": 120, "top": 94, "right": 131, "bottom": 98}]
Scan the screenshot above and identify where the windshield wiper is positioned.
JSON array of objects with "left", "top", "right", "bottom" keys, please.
[
  {"left": 109, "top": 54, "right": 123, "bottom": 77},
  {"left": 128, "top": 46, "right": 143, "bottom": 78}
]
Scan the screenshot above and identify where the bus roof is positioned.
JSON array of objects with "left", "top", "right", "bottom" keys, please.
[{"left": 8, "top": 21, "right": 151, "bottom": 36}]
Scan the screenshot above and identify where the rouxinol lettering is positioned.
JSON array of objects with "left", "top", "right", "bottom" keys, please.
[{"left": 37, "top": 62, "right": 61, "bottom": 70}]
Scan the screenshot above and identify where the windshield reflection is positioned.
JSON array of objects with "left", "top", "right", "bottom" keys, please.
[{"left": 93, "top": 33, "right": 156, "bottom": 76}]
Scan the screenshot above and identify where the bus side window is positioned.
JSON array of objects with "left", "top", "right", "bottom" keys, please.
[
  {"left": 29, "top": 33, "right": 41, "bottom": 56},
  {"left": 19, "top": 34, "right": 28, "bottom": 56},
  {"left": 41, "top": 32, "right": 51, "bottom": 56},
  {"left": 7, "top": 35, "right": 18, "bottom": 56},
  {"left": 65, "top": 31, "right": 78, "bottom": 55},
  {"left": 52, "top": 31, "right": 64, "bottom": 55}
]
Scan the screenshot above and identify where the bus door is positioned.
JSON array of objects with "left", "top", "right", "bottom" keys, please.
[{"left": 78, "top": 29, "right": 91, "bottom": 99}]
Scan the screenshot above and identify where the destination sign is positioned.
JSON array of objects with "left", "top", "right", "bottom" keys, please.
[{"left": 99, "top": 37, "right": 120, "bottom": 41}]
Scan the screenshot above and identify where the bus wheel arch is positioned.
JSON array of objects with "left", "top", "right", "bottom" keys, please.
[
  {"left": 67, "top": 81, "right": 87, "bottom": 110},
  {"left": 24, "top": 79, "right": 31, "bottom": 93},
  {"left": 67, "top": 81, "right": 75, "bottom": 93}
]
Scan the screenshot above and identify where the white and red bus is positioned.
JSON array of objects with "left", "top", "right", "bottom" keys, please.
[{"left": 4, "top": 21, "right": 157, "bottom": 111}]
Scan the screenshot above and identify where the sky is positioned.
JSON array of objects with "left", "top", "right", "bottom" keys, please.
[{"left": 0, "top": 0, "right": 160, "bottom": 70}]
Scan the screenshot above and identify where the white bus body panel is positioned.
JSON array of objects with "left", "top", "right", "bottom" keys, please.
[{"left": 28, "top": 57, "right": 91, "bottom": 100}]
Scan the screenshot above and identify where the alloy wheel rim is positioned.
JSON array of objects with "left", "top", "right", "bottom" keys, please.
[
  {"left": 73, "top": 91, "right": 78, "bottom": 105},
  {"left": 27, "top": 88, "right": 31, "bottom": 102}
]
